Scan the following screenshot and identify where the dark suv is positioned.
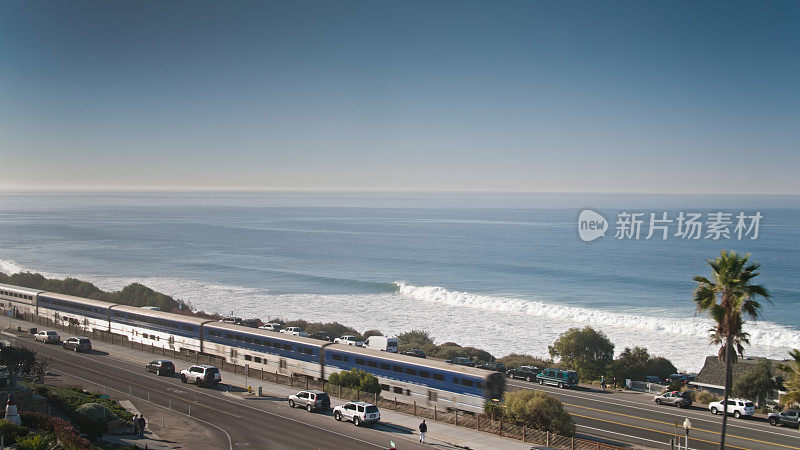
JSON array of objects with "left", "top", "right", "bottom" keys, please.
[
  {"left": 146, "top": 360, "right": 176, "bottom": 376},
  {"left": 506, "top": 366, "right": 540, "bottom": 382},
  {"left": 446, "top": 357, "right": 475, "bottom": 367},
  {"left": 477, "top": 361, "right": 506, "bottom": 373},
  {"left": 401, "top": 349, "right": 426, "bottom": 358}
]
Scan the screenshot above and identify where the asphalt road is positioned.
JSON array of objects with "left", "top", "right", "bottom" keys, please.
[
  {"left": 9, "top": 333, "right": 430, "bottom": 450},
  {"left": 506, "top": 378, "right": 800, "bottom": 450}
]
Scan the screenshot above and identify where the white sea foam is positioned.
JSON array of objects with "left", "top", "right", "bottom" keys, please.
[{"left": 2, "top": 257, "right": 798, "bottom": 373}]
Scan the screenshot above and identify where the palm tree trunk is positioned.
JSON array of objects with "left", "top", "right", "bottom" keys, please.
[{"left": 720, "top": 335, "right": 732, "bottom": 450}]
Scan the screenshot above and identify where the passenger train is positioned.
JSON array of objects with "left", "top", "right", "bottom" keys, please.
[{"left": 0, "top": 283, "right": 504, "bottom": 413}]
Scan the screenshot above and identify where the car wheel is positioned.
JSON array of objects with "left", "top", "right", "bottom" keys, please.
[
  {"left": 656, "top": 399, "right": 662, "bottom": 405},
  {"left": 539, "top": 379, "right": 544, "bottom": 385},
  {"left": 74, "top": 346, "right": 78, "bottom": 352},
  {"left": 181, "top": 374, "right": 187, "bottom": 383},
  {"left": 195, "top": 377, "right": 201, "bottom": 386},
  {"left": 307, "top": 404, "right": 313, "bottom": 413},
  {"left": 334, "top": 411, "right": 342, "bottom": 421},
  {"left": 711, "top": 407, "right": 718, "bottom": 415},
  {"left": 288, "top": 400, "right": 295, "bottom": 408},
  {"left": 353, "top": 416, "right": 360, "bottom": 427},
  {"left": 156, "top": 369, "right": 161, "bottom": 376},
  {"left": 558, "top": 382, "right": 564, "bottom": 389},
  {"left": 526, "top": 375, "right": 532, "bottom": 382},
  {"left": 769, "top": 417, "right": 778, "bottom": 426},
  {"left": 734, "top": 410, "right": 741, "bottom": 419},
  {"left": 676, "top": 401, "right": 684, "bottom": 408}
]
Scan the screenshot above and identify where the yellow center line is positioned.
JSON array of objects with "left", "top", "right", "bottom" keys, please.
[
  {"left": 43, "top": 350, "right": 244, "bottom": 419},
  {"left": 566, "top": 403, "right": 800, "bottom": 450},
  {"left": 571, "top": 413, "right": 751, "bottom": 450}
]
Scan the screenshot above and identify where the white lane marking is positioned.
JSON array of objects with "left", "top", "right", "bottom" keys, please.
[
  {"left": 577, "top": 424, "right": 685, "bottom": 449},
  {"left": 511, "top": 380, "right": 794, "bottom": 439},
  {"left": 22, "top": 336, "right": 386, "bottom": 449},
  {"left": 55, "top": 370, "right": 234, "bottom": 450}
]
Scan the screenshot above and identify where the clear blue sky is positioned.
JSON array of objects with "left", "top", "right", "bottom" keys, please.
[{"left": 1, "top": 1, "right": 798, "bottom": 193}]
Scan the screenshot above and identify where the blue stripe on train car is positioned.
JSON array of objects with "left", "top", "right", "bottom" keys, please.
[
  {"left": 204, "top": 328, "right": 321, "bottom": 364},
  {"left": 110, "top": 309, "right": 200, "bottom": 339},
  {"left": 38, "top": 294, "right": 109, "bottom": 320}
]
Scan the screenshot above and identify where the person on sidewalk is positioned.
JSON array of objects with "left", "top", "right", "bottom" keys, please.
[
  {"left": 138, "top": 415, "right": 146, "bottom": 438},
  {"left": 418, "top": 419, "right": 427, "bottom": 444},
  {"left": 132, "top": 414, "right": 139, "bottom": 436}
]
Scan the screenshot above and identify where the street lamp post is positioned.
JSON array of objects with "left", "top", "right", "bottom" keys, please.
[{"left": 683, "top": 418, "right": 692, "bottom": 450}]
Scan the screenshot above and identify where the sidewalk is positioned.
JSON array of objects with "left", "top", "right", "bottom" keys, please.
[{"left": 9, "top": 318, "right": 534, "bottom": 449}]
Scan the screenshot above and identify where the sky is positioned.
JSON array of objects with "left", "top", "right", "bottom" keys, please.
[{"left": 1, "top": 1, "right": 798, "bottom": 193}]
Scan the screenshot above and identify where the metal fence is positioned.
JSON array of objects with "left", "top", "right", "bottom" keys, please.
[{"left": 19, "top": 314, "right": 624, "bottom": 450}]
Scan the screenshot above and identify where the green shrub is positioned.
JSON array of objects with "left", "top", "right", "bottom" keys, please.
[
  {"left": 502, "top": 390, "right": 575, "bottom": 437},
  {"left": 695, "top": 391, "right": 720, "bottom": 405},
  {"left": 497, "top": 354, "right": 551, "bottom": 370},
  {"left": 19, "top": 412, "right": 90, "bottom": 449},
  {"left": 16, "top": 433, "right": 58, "bottom": 450},
  {"left": 328, "top": 368, "right": 381, "bottom": 394},
  {"left": 0, "top": 419, "right": 29, "bottom": 444}
]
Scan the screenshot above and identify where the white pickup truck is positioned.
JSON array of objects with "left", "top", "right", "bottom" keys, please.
[
  {"left": 280, "top": 327, "right": 309, "bottom": 337},
  {"left": 334, "top": 335, "right": 363, "bottom": 347},
  {"left": 180, "top": 365, "right": 222, "bottom": 387}
]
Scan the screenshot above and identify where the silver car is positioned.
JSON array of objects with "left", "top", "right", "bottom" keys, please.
[
  {"left": 34, "top": 330, "right": 61, "bottom": 344},
  {"left": 288, "top": 390, "right": 331, "bottom": 412}
]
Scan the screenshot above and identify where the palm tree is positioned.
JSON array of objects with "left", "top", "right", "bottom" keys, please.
[
  {"left": 693, "top": 250, "right": 770, "bottom": 450},
  {"left": 777, "top": 349, "right": 800, "bottom": 407}
]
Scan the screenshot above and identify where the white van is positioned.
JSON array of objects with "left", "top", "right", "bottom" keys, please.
[{"left": 364, "top": 336, "right": 398, "bottom": 353}]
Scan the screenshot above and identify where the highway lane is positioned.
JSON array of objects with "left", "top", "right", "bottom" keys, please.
[
  {"left": 9, "top": 333, "right": 429, "bottom": 450},
  {"left": 507, "top": 378, "right": 800, "bottom": 450}
]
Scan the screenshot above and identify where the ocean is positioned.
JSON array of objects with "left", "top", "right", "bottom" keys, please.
[{"left": 1, "top": 191, "right": 798, "bottom": 372}]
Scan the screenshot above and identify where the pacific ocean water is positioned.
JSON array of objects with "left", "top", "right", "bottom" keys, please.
[{"left": 1, "top": 191, "right": 798, "bottom": 372}]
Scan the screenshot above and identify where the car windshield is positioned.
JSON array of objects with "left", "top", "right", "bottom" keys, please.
[{"left": 365, "top": 406, "right": 378, "bottom": 413}]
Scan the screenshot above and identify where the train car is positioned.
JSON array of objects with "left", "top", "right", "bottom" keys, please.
[
  {"left": 36, "top": 291, "right": 114, "bottom": 332},
  {"left": 109, "top": 305, "right": 209, "bottom": 353},
  {"left": 202, "top": 322, "right": 330, "bottom": 379},
  {"left": 0, "top": 283, "right": 41, "bottom": 317},
  {"left": 324, "top": 343, "right": 504, "bottom": 414}
]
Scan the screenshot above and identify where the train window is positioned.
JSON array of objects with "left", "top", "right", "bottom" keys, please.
[
  {"left": 272, "top": 341, "right": 281, "bottom": 348},
  {"left": 380, "top": 363, "right": 390, "bottom": 370},
  {"left": 433, "top": 373, "right": 444, "bottom": 381},
  {"left": 393, "top": 387, "right": 403, "bottom": 394},
  {"left": 355, "top": 358, "right": 365, "bottom": 365},
  {"left": 367, "top": 361, "right": 377, "bottom": 368},
  {"left": 405, "top": 389, "right": 411, "bottom": 396},
  {"left": 244, "top": 337, "right": 252, "bottom": 343},
  {"left": 462, "top": 379, "right": 473, "bottom": 387},
  {"left": 332, "top": 354, "right": 342, "bottom": 361},
  {"left": 188, "top": 326, "right": 195, "bottom": 331},
  {"left": 380, "top": 384, "right": 390, "bottom": 391},
  {"left": 420, "top": 371, "right": 430, "bottom": 378},
  {"left": 245, "top": 355, "right": 252, "bottom": 361},
  {"left": 476, "top": 382, "right": 482, "bottom": 388},
  {"left": 405, "top": 368, "right": 416, "bottom": 376},
  {"left": 453, "top": 378, "right": 460, "bottom": 385},
  {"left": 235, "top": 335, "right": 243, "bottom": 341},
  {"left": 253, "top": 338, "right": 261, "bottom": 345},
  {"left": 254, "top": 357, "right": 262, "bottom": 363},
  {"left": 393, "top": 365, "right": 403, "bottom": 373},
  {"left": 283, "top": 344, "right": 292, "bottom": 351},
  {"left": 226, "top": 333, "right": 233, "bottom": 339},
  {"left": 428, "top": 390, "right": 437, "bottom": 402}
]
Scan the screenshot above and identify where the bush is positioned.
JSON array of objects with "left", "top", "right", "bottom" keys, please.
[
  {"left": 72, "top": 403, "right": 115, "bottom": 440},
  {"left": 20, "top": 412, "right": 90, "bottom": 449},
  {"left": 484, "top": 402, "right": 503, "bottom": 420},
  {"left": 0, "top": 419, "right": 29, "bottom": 444},
  {"left": 16, "top": 433, "right": 57, "bottom": 450},
  {"left": 548, "top": 327, "right": 614, "bottom": 381},
  {"left": 328, "top": 369, "right": 381, "bottom": 394},
  {"left": 497, "top": 354, "right": 551, "bottom": 370},
  {"left": 695, "top": 391, "right": 720, "bottom": 405},
  {"left": 502, "top": 390, "right": 575, "bottom": 437}
]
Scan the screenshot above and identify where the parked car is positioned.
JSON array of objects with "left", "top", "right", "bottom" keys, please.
[
  {"left": 708, "top": 398, "right": 755, "bottom": 418},
  {"left": 654, "top": 391, "right": 692, "bottom": 408},
  {"left": 181, "top": 365, "right": 222, "bottom": 387},
  {"left": 310, "top": 331, "right": 333, "bottom": 341},
  {"left": 506, "top": 366, "right": 540, "bottom": 382},
  {"left": 146, "top": 360, "right": 176, "bottom": 376},
  {"left": 62, "top": 337, "right": 92, "bottom": 352},
  {"left": 401, "top": 348, "right": 426, "bottom": 358},
  {"left": 219, "top": 317, "right": 242, "bottom": 324},
  {"left": 34, "top": 330, "right": 61, "bottom": 344},
  {"left": 288, "top": 390, "right": 331, "bottom": 412},
  {"left": 333, "top": 401, "right": 380, "bottom": 426},
  {"left": 280, "top": 327, "right": 309, "bottom": 337},
  {"left": 768, "top": 410, "right": 800, "bottom": 428},
  {"left": 259, "top": 323, "right": 282, "bottom": 332},
  {"left": 536, "top": 368, "right": 579, "bottom": 389},
  {"left": 665, "top": 373, "right": 688, "bottom": 385},
  {"left": 476, "top": 361, "right": 506, "bottom": 373},
  {"left": 645, "top": 375, "right": 664, "bottom": 384},
  {"left": 445, "top": 357, "right": 475, "bottom": 367},
  {"left": 334, "top": 335, "right": 363, "bottom": 347}
]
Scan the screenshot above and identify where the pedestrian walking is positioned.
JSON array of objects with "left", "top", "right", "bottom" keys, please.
[
  {"left": 132, "top": 414, "right": 139, "bottom": 435},
  {"left": 139, "top": 415, "right": 146, "bottom": 437},
  {"left": 419, "top": 419, "right": 427, "bottom": 444},
  {"left": 600, "top": 375, "right": 606, "bottom": 391}
]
